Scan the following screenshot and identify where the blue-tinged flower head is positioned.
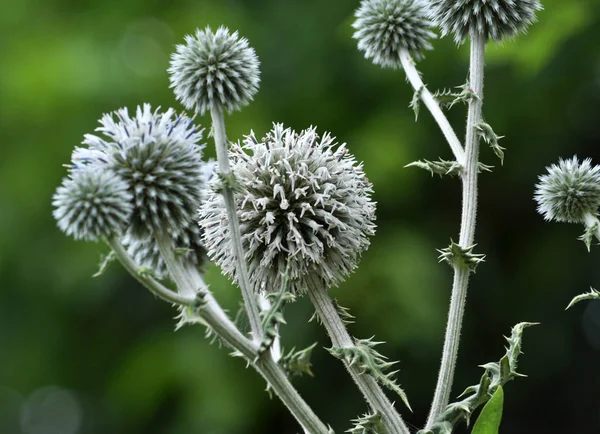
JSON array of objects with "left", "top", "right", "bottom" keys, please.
[
  {"left": 53, "top": 167, "right": 133, "bottom": 241},
  {"left": 534, "top": 157, "right": 600, "bottom": 224},
  {"left": 353, "top": 0, "right": 436, "bottom": 69},
  {"left": 428, "top": 0, "right": 542, "bottom": 44},
  {"left": 169, "top": 26, "right": 260, "bottom": 115},
  {"left": 199, "top": 124, "right": 377, "bottom": 294}
]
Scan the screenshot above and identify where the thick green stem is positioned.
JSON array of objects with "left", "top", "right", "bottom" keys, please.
[
  {"left": 307, "top": 284, "right": 410, "bottom": 434},
  {"left": 210, "top": 106, "right": 263, "bottom": 343},
  {"left": 425, "top": 32, "right": 486, "bottom": 430}
]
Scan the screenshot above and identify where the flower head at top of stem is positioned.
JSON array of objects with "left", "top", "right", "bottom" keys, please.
[
  {"left": 353, "top": 0, "right": 436, "bottom": 69},
  {"left": 534, "top": 156, "right": 600, "bottom": 224},
  {"left": 428, "top": 0, "right": 543, "bottom": 44},
  {"left": 169, "top": 26, "right": 261, "bottom": 115},
  {"left": 199, "top": 123, "right": 377, "bottom": 294}
]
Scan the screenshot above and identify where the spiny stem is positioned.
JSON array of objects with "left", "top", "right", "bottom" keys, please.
[
  {"left": 153, "top": 231, "right": 330, "bottom": 434},
  {"left": 399, "top": 49, "right": 466, "bottom": 166},
  {"left": 307, "top": 283, "right": 411, "bottom": 434},
  {"left": 425, "top": 32, "right": 486, "bottom": 430},
  {"left": 210, "top": 105, "right": 263, "bottom": 343}
]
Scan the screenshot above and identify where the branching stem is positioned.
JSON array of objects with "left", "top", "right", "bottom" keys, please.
[{"left": 425, "top": 32, "right": 486, "bottom": 430}]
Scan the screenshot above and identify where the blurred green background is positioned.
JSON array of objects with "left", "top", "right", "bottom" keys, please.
[{"left": 1, "top": 0, "right": 600, "bottom": 433}]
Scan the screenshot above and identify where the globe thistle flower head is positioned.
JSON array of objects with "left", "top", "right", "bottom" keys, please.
[
  {"left": 534, "top": 157, "right": 600, "bottom": 224},
  {"left": 353, "top": 0, "right": 436, "bottom": 69},
  {"left": 53, "top": 168, "right": 133, "bottom": 241},
  {"left": 169, "top": 26, "right": 260, "bottom": 115},
  {"left": 428, "top": 0, "right": 542, "bottom": 44},
  {"left": 199, "top": 124, "right": 377, "bottom": 294},
  {"left": 82, "top": 104, "right": 207, "bottom": 240}
]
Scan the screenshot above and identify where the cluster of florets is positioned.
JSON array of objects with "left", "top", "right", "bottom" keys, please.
[
  {"left": 199, "top": 124, "right": 377, "bottom": 294},
  {"left": 428, "top": 0, "right": 542, "bottom": 44},
  {"left": 353, "top": 0, "right": 436, "bottom": 68},
  {"left": 534, "top": 157, "right": 600, "bottom": 224}
]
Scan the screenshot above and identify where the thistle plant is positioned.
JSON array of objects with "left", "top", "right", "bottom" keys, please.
[{"left": 51, "top": 1, "right": 553, "bottom": 432}]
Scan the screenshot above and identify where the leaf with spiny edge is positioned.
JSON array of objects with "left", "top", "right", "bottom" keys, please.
[
  {"left": 566, "top": 288, "right": 600, "bottom": 310},
  {"left": 93, "top": 250, "right": 116, "bottom": 277},
  {"left": 328, "top": 338, "right": 411, "bottom": 411},
  {"left": 476, "top": 123, "right": 505, "bottom": 165},
  {"left": 215, "top": 171, "right": 244, "bottom": 194},
  {"left": 417, "top": 322, "right": 536, "bottom": 434},
  {"left": 410, "top": 86, "right": 424, "bottom": 121},
  {"left": 578, "top": 222, "right": 598, "bottom": 252},
  {"left": 309, "top": 298, "right": 354, "bottom": 325},
  {"left": 405, "top": 159, "right": 463, "bottom": 177},
  {"left": 280, "top": 343, "right": 317, "bottom": 378},
  {"left": 437, "top": 240, "right": 486, "bottom": 272},
  {"left": 347, "top": 411, "right": 383, "bottom": 434},
  {"left": 433, "top": 82, "right": 480, "bottom": 110}
]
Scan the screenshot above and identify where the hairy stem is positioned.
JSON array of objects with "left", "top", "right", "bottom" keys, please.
[
  {"left": 210, "top": 106, "right": 263, "bottom": 343},
  {"left": 152, "top": 231, "right": 330, "bottom": 434},
  {"left": 307, "top": 284, "right": 410, "bottom": 434},
  {"left": 399, "top": 49, "right": 466, "bottom": 166},
  {"left": 425, "top": 32, "right": 486, "bottom": 429}
]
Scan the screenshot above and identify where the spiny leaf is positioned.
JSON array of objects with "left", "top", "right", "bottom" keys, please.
[
  {"left": 309, "top": 299, "right": 354, "bottom": 325},
  {"left": 347, "top": 411, "right": 383, "bottom": 434},
  {"left": 476, "top": 123, "right": 505, "bottom": 165},
  {"left": 433, "top": 82, "right": 480, "bottom": 110},
  {"left": 471, "top": 386, "right": 504, "bottom": 434},
  {"left": 566, "top": 288, "right": 600, "bottom": 310},
  {"left": 328, "top": 338, "right": 411, "bottom": 411},
  {"left": 215, "top": 172, "right": 244, "bottom": 194},
  {"left": 93, "top": 250, "right": 116, "bottom": 277},
  {"left": 410, "top": 86, "right": 424, "bottom": 121},
  {"left": 406, "top": 159, "right": 463, "bottom": 177},
  {"left": 280, "top": 343, "right": 317, "bottom": 378},
  {"left": 437, "top": 240, "right": 486, "bottom": 272},
  {"left": 578, "top": 222, "right": 598, "bottom": 252}
]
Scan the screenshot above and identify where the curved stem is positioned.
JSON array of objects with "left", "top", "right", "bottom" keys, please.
[
  {"left": 152, "top": 231, "right": 330, "bottom": 434},
  {"left": 210, "top": 105, "right": 263, "bottom": 343},
  {"left": 425, "top": 32, "right": 486, "bottom": 430},
  {"left": 399, "top": 49, "right": 466, "bottom": 166},
  {"left": 307, "top": 284, "right": 410, "bottom": 434}
]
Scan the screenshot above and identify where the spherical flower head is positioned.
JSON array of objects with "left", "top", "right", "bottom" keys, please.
[
  {"left": 353, "top": 0, "right": 436, "bottom": 68},
  {"left": 199, "top": 124, "right": 377, "bottom": 294},
  {"left": 428, "top": 0, "right": 542, "bottom": 44},
  {"left": 169, "top": 26, "right": 260, "bottom": 115},
  {"left": 53, "top": 168, "right": 133, "bottom": 241},
  {"left": 81, "top": 104, "right": 207, "bottom": 240},
  {"left": 534, "top": 157, "right": 600, "bottom": 224}
]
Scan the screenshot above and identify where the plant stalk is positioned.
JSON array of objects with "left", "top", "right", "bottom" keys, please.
[
  {"left": 307, "top": 284, "right": 410, "bottom": 434},
  {"left": 425, "top": 32, "right": 486, "bottom": 430},
  {"left": 210, "top": 105, "right": 263, "bottom": 343},
  {"left": 399, "top": 49, "right": 466, "bottom": 166}
]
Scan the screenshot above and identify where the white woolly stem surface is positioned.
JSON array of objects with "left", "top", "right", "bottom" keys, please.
[
  {"left": 153, "top": 231, "right": 330, "bottom": 434},
  {"left": 210, "top": 106, "right": 264, "bottom": 343},
  {"left": 399, "top": 49, "right": 466, "bottom": 166},
  {"left": 425, "top": 32, "right": 486, "bottom": 430},
  {"left": 307, "top": 284, "right": 411, "bottom": 434}
]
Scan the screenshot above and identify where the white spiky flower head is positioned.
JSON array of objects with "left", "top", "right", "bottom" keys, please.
[
  {"left": 428, "top": 0, "right": 542, "bottom": 44},
  {"left": 199, "top": 124, "right": 377, "bottom": 294},
  {"left": 53, "top": 168, "right": 133, "bottom": 241},
  {"left": 80, "top": 104, "right": 207, "bottom": 241},
  {"left": 534, "top": 157, "right": 600, "bottom": 224},
  {"left": 353, "top": 0, "right": 436, "bottom": 69},
  {"left": 169, "top": 26, "right": 260, "bottom": 115}
]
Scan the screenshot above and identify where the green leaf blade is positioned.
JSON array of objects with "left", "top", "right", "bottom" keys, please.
[{"left": 471, "top": 386, "right": 504, "bottom": 434}]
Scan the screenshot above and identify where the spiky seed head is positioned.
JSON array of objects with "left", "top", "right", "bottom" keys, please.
[
  {"left": 353, "top": 0, "right": 436, "bottom": 69},
  {"left": 53, "top": 168, "right": 133, "bottom": 241},
  {"left": 428, "top": 0, "right": 543, "bottom": 44},
  {"left": 199, "top": 124, "right": 377, "bottom": 294},
  {"left": 534, "top": 157, "right": 600, "bottom": 224},
  {"left": 168, "top": 26, "right": 260, "bottom": 115},
  {"left": 80, "top": 104, "right": 207, "bottom": 240}
]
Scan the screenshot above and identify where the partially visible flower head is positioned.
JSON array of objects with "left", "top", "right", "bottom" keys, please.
[
  {"left": 199, "top": 124, "right": 376, "bottom": 294},
  {"left": 81, "top": 104, "right": 207, "bottom": 240},
  {"left": 534, "top": 157, "right": 600, "bottom": 224},
  {"left": 428, "top": 0, "right": 542, "bottom": 44},
  {"left": 53, "top": 168, "right": 133, "bottom": 241},
  {"left": 353, "top": 0, "right": 436, "bottom": 68},
  {"left": 169, "top": 26, "right": 260, "bottom": 115}
]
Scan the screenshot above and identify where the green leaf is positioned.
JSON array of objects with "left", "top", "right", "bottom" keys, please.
[
  {"left": 566, "top": 288, "right": 600, "bottom": 310},
  {"left": 471, "top": 386, "right": 504, "bottom": 434}
]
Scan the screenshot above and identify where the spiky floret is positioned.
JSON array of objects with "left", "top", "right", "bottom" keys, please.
[
  {"left": 534, "top": 157, "right": 600, "bottom": 224},
  {"left": 353, "top": 0, "right": 436, "bottom": 69},
  {"left": 428, "top": 0, "right": 542, "bottom": 44},
  {"left": 53, "top": 168, "right": 133, "bottom": 241},
  {"left": 168, "top": 26, "right": 260, "bottom": 115},
  {"left": 80, "top": 104, "right": 207, "bottom": 240},
  {"left": 199, "top": 124, "right": 376, "bottom": 294}
]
